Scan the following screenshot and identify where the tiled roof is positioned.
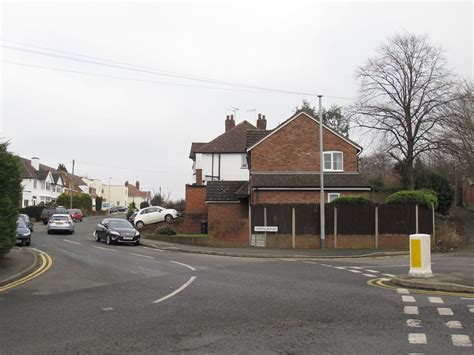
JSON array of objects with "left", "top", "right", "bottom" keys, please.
[
  {"left": 245, "top": 130, "right": 271, "bottom": 149},
  {"left": 205, "top": 180, "right": 248, "bottom": 202},
  {"left": 128, "top": 184, "right": 150, "bottom": 198},
  {"left": 189, "top": 143, "right": 206, "bottom": 159},
  {"left": 235, "top": 181, "right": 250, "bottom": 197},
  {"left": 19, "top": 157, "right": 54, "bottom": 181},
  {"left": 191, "top": 121, "right": 257, "bottom": 155},
  {"left": 251, "top": 172, "right": 371, "bottom": 189}
]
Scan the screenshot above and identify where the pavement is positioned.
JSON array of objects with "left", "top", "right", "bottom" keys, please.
[{"left": 0, "top": 247, "right": 38, "bottom": 287}]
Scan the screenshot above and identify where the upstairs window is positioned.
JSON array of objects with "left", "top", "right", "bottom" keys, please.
[
  {"left": 323, "top": 151, "right": 343, "bottom": 172},
  {"left": 241, "top": 154, "right": 248, "bottom": 169}
]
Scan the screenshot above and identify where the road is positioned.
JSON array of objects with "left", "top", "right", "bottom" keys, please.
[{"left": 0, "top": 215, "right": 473, "bottom": 353}]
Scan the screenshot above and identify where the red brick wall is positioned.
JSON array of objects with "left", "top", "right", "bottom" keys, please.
[
  {"left": 208, "top": 202, "right": 249, "bottom": 246},
  {"left": 185, "top": 184, "right": 208, "bottom": 214},
  {"left": 252, "top": 191, "right": 369, "bottom": 204},
  {"left": 251, "top": 113, "right": 359, "bottom": 172}
]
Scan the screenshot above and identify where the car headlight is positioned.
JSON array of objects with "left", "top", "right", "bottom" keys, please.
[
  {"left": 110, "top": 231, "right": 120, "bottom": 236},
  {"left": 135, "top": 231, "right": 140, "bottom": 237},
  {"left": 23, "top": 231, "right": 31, "bottom": 237}
]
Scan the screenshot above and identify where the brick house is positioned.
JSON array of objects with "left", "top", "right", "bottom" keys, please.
[{"left": 199, "top": 111, "right": 370, "bottom": 246}]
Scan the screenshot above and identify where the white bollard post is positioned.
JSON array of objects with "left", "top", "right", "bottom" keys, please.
[{"left": 409, "top": 234, "right": 433, "bottom": 278}]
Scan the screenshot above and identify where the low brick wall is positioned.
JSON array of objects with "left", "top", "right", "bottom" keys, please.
[
  {"left": 145, "top": 235, "right": 249, "bottom": 248},
  {"left": 379, "top": 234, "right": 409, "bottom": 249},
  {"left": 208, "top": 203, "right": 249, "bottom": 247}
]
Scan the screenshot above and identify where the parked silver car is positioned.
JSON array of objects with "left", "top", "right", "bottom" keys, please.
[{"left": 47, "top": 214, "right": 75, "bottom": 234}]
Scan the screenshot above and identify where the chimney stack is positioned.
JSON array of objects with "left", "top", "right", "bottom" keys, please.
[
  {"left": 225, "top": 114, "right": 235, "bottom": 132},
  {"left": 31, "top": 157, "right": 40, "bottom": 171},
  {"left": 125, "top": 181, "right": 129, "bottom": 187},
  {"left": 256, "top": 113, "right": 267, "bottom": 130},
  {"left": 135, "top": 181, "right": 140, "bottom": 190}
]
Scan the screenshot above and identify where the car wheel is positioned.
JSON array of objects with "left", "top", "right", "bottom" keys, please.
[
  {"left": 106, "top": 234, "right": 112, "bottom": 245},
  {"left": 165, "top": 214, "right": 173, "bottom": 223},
  {"left": 42, "top": 220, "right": 48, "bottom": 225},
  {"left": 136, "top": 221, "right": 144, "bottom": 230},
  {"left": 95, "top": 233, "right": 101, "bottom": 242},
  {"left": 47, "top": 230, "right": 51, "bottom": 234},
  {"left": 134, "top": 240, "right": 140, "bottom": 246},
  {"left": 25, "top": 241, "right": 31, "bottom": 246}
]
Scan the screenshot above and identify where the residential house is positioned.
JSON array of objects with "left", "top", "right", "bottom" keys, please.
[
  {"left": 19, "top": 157, "right": 65, "bottom": 207},
  {"left": 60, "top": 171, "right": 88, "bottom": 194},
  {"left": 195, "top": 112, "right": 371, "bottom": 246},
  {"left": 126, "top": 180, "right": 151, "bottom": 208},
  {"left": 102, "top": 184, "right": 129, "bottom": 207}
]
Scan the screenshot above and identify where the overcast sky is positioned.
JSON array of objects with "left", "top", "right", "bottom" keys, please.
[{"left": 1, "top": 0, "right": 472, "bottom": 199}]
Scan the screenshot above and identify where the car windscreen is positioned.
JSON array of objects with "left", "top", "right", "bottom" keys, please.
[
  {"left": 17, "top": 218, "right": 27, "bottom": 228},
  {"left": 108, "top": 220, "right": 133, "bottom": 229},
  {"left": 52, "top": 216, "right": 70, "bottom": 221}
]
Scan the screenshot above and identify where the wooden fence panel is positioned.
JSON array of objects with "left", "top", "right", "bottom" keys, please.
[
  {"left": 378, "top": 204, "right": 416, "bottom": 234},
  {"left": 266, "top": 204, "right": 292, "bottom": 235},
  {"left": 337, "top": 203, "right": 375, "bottom": 235},
  {"left": 295, "top": 204, "right": 319, "bottom": 235},
  {"left": 418, "top": 205, "right": 433, "bottom": 234},
  {"left": 325, "top": 204, "right": 334, "bottom": 235},
  {"left": 251, "top": 204, "right": 265, "bottom": 231}
]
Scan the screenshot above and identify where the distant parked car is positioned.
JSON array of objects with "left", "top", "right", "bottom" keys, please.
[
  {"left": 128, "top": 211, "right": 138, "bottom": 223},
  {"left": 47, "top": 214, "right": 75, "bottom": 234},
  {"left": 41, "top": 207, "right": 68, "bottom": 225},
  {"left": 19, "top": 213, "right": 33, "bottom": 232},
  {"left": 109, "top": 206, "right": 126, "bottom": 213},
  {"left": 16, "top": 217, "right": 31, "bottom": 246},
  {"left": 68, "top": 208, "right": 84, "bottom": 222},
  {"left": 94, "top": 218, "right": 140, "bottom": 245},
  {"left": 134, "top": 206, "right": 178, "bottom": 229}
]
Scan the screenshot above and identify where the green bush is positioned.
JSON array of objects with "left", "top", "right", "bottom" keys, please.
[
  {"left": 95, "top": 196, "right": 103, "bottom": 211},
  {"left": 155, "top": 225, "right": 176, "bottom": 235},
  {"left": 0, "top": 143, "right": 21, "bottom": 256},
  {"left": 140, "top": 201, "right": 150, "bottom": 209},
  {"left": 57, "top": 192, "right": 93, "bottom": 214},
  {"left": 415, "top": 172, "right": 454, "bottom": 215},
  {"left": 333, "top": 196, "right": 372, "bottom": 204},
  {"left": 385, "top": 190, "right": 438, "bottom": 208},
  {"left": 19, "top": 205, "right": 44, "bottom": 221}
]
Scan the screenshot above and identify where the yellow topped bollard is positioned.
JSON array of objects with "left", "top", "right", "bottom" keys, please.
[{"left": 409, "top": 234, "right": 434, "bottom": 278}]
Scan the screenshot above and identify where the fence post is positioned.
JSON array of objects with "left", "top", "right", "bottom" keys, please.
[
  {"left": 375, "top": 205, "right": 379, "bottom": 249},
  {"left": 292, "top": 207, "right": 296, "bottom": 249},
  {"left": 432, "top": 203, "right": 436, "bottom": 245},
  {"left": 264, "top": 206, "right": 267, "bottom": 247},
  {"left": 415, "top": 204, "right": 419, "bottom": 234},
  {"left": 248, "top": 204, "right": 252, "bottom": 246},
  {"left": 334, "top": 206, "right": 337, "bottom": 249}
]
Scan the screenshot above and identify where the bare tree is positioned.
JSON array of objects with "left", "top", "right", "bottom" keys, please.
[{"left": 351, "top": 33, "right": 455, "bottom": 189}]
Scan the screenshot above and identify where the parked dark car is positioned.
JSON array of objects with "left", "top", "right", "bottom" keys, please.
[
  {"left": 94, "top": 218, "right": 140, "bottom": 245},
  {"left": 19, "top": 213, "right": 33, "bottom": 232},
  {"left": 68, "top": 208, "right": 84, "bottom": 222},
  {"left": 128, "top": 211, "right": 137, "bottom": 223},
  {"left": 17, "top": 217, "right": 31, "bottom": 246},
  {"left": 109, "top": 206, "right": 127, "bottom": 213},
  {"left": 41, "top": 207, "right": 68, "bottom": 225}
]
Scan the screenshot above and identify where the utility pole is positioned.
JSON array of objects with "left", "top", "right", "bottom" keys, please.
[
  {"left": 70, "top": 159, "right": 75, "bottom": 209},
  {"left": 318, "top": 95, "right": 325, "bottom": 249}
]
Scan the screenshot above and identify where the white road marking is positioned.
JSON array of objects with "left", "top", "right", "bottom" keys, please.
[
  {"left": 437, "top": 307, "right": 454, "bottom": 316},
  {"left": 141, "top": 246, "right": 165, "bottom": 252},
  {"left": 451, "top": 334, "right": 472, "bottom": 347},
  {"left": 153, "top": 276, "right": 196, "bottom": 304},
  {"left": 469, "top": 308, "right": 474, "bottom": 314},
  {"left": 428, "top": 297, "right": 444, "bottom": 304},
  {"left": 320, "top": 264, "right": 333, "bottom": 267},
  {"left": 397, "top": 288, "right": 410, "bottom": 294},
  {"left": 334, "top": 266, "right": 346, "bottom": 270},
  {"left": 365, "top": 269, "right": 379, "bottom": 273},
  {"left": 303, "top": 261, "right": 318, "bottom": 265},
  {"left": 350, "top": 267, "right": 363, "bottom": 269},
  {"left": 406, "top": 319, "right": 422, "bottom": 328},
  {"left": 349, "top": 270, "right": 362, "bottom": 273},
  {"left": 102, "top": 307, "right": 114, "bottom": 311},
  {"left": 446, "top": 321, "right": 463, "bottom": 329},
  {"left": 460, "top": 298, "right": 474, "bottom": 300},
  {"left": 404, "top": 306, "right": 419, "bottom": 315},
  {"left": 362, "top": 273, "right": 377, "bottom": 277},
  {"left": 170, "top": 261, "right": 196, "bottom": 271},
  {"left": 92, "top": 246, "right": 118, "bottom": 252},
  {"left": 379, "top": 277, "right": 391, "bottom": 281},
  {"left": 63, "top": 239, "right": 80, "bottom": 245},
  {"left": 408, "top": 333, "right": 427, "bottom": 344},
  {"left": 382, "top": 273, "right": 395, "bottom": 277},
  {"left": 402, "top": 295, "right": 416, "bottom": 303},
  {"left": 129, "top": 253, "right": 154, "bottom": 259}
]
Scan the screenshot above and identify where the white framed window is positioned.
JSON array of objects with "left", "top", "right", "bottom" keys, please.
[
  {"left": 33, "top": 180, "right": 37, "bottom": 188},
  {"left": 323, "top": 151, "right": 343, "bottom": 171},
  {"left": 40, "top": 181, "right": 45, "bottom": 189},
  {"left": 328, "top": 193, "right": 340, "bottom": 202},
  {"left": 241, "top": 154, "right": 248, "bottom": 169}
]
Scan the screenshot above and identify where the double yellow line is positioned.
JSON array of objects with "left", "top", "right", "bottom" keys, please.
[{"left": 0, "top": 249, "right": 53, "bottom": 292}]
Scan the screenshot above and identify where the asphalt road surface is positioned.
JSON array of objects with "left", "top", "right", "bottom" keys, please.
[{"left": 1, "top": 215, "right": 473, "bottom": 353}]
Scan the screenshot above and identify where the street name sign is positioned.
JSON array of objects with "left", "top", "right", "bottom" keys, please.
[{"left": 254, "top": 226, "right": 278, "bottom": 232}]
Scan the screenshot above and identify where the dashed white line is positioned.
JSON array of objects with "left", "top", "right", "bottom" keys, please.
[
  {"left": 404, "top": 306, "right": 419, "bottom": 315},
  {"left": 320, "top": 264, "right": 333, "bottom": 267},
  {"left": 382, "top": 273, "right": 395, "bottom": 277},
  {"left": 446, "top": 321, "right": 463, "bottom": 329},
  {"left": 141, "top": 246, "right": 165, "bottom": 252},
  {"left": 92, "top": 246, "right": 118, "bottom": 252},
  {"left": 334, "top": 266, "right": 346, "bottom": 270},
  {"left": 362, "top": 273, "right": 377, "bottom": 277},
  {"left": 303, "top": 261, "right": 318, "bottom": 265},
  {"left": 397, "top": 288, "right": 410, "bottom": 294},
  {"left": 408, "top": 333, "right": 427, "bottom": 344},
  {"left": 437, "top": 307, "right": 454, "bottom": 316},
  {"left": 102, "top": 307, "right": 114, "bottom": 311},
  {"left": 451, "top": 334, "right": 472, "bottom": 347},
  {"left": 350, "top": 267, "right": 363, "bottom": 269},
  {"left": 153, "top": 276, "right": 196, "bottom": 304},
  {"left": 63, "top": 239, "right": 80, "bottom": 245},
  {"left": 428, "top": 297, "right": 444, "bottom": 304},
  {"left": 170, "top": 261, "right": 196, "bottom": 271},
  {"left": 402, "top": 295, "right": 416, "bottom": 303},
  {"left": 129, "top": 252, "right": 154, "bottom": 259},
  {"left": 349, "top": 270, "right": 362, "bottom": 273},
  {"left": 365, "top": 269, "right": 379, "bottom": 273},
  {"left": 406, "top": 319, "right": 422, "bottom": 328}
]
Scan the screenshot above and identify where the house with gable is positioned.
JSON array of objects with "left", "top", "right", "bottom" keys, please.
[
  {"left": 126, "top": 180, "right": 151, "bottom": 208},
  {"left": 188, "top": 111, "right": 371, "bottom": 247}
]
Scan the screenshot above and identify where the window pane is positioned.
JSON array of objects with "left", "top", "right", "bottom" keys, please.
[
  {"left": 333, "top": 152, "right": 343, "bottom": 170},
  {"left": 329, "top": 193, "right": 340, "bottom": 202},
  {"left": 324, "top": 153, "right": 332, "bottom": 170}
]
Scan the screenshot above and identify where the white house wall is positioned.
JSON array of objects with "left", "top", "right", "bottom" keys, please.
[
  {"left": 21, "top": 175, "right": 64, "bottom": 207},
  {"left": 102, "top": 185, "right": 129, "bottom": 207},
  {"left": 195, "top": 153, "right": 248, "bottom": 182}
]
